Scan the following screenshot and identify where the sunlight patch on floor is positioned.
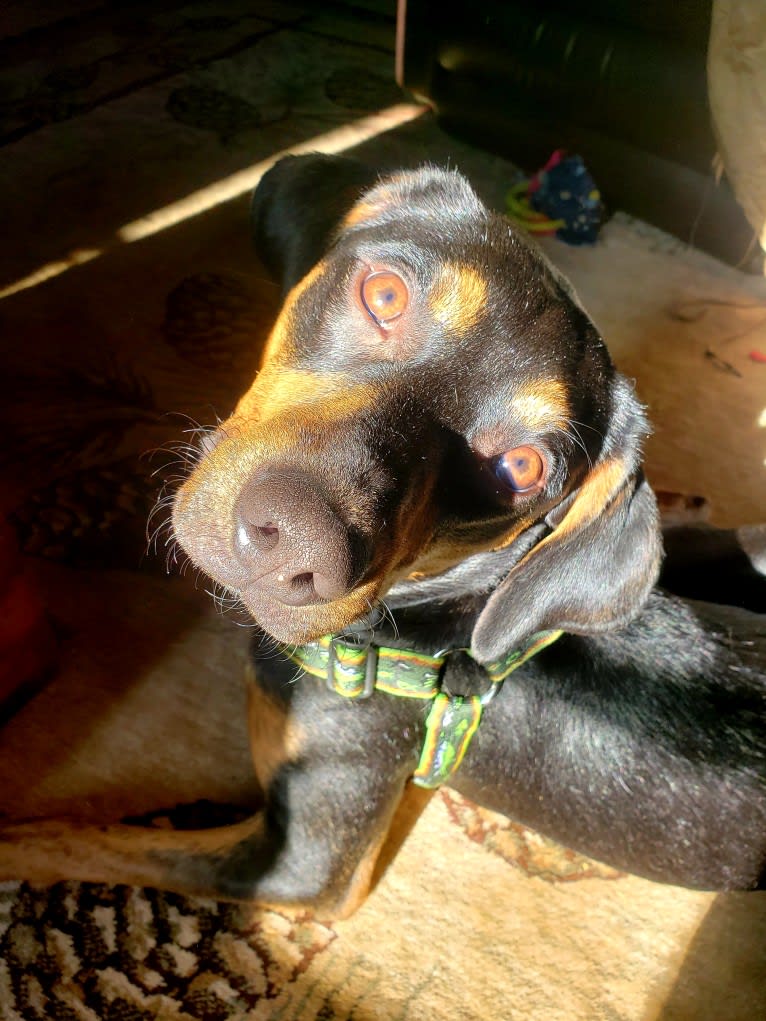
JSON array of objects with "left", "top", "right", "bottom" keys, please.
[{"left": 0, "top": 103, "right": 427, "bottom": 301}]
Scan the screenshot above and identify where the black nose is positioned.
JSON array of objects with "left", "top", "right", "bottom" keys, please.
[{"left": 233, "top": 471, "right": 366, "bottom": 606}]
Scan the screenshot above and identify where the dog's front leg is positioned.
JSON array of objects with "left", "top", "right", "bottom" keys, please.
[
  {"left": 0, "top": 770, "right": 408, "bottom": 918},
  {"left": 0, "top": 669, "right": 423, "bottom": 917}
]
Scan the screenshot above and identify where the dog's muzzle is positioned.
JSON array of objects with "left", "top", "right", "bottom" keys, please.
[{"left": 234, "top": 469, "right": 370, "bottom": 608}]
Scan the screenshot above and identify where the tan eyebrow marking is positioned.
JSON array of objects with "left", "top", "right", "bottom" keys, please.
[
  {"left": 343, "top": 200, "right": 380, "bottom": 229},
  {"left": 429, "top": 262, "right": 488, "bottom": 336},
  {"left": 341, "top": 177, "right": 411, "bottom": 230},
  {"left": 512, "top": 380, "right": 571, "bottom": 431}
]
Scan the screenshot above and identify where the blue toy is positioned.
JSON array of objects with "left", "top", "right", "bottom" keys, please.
[{"left": 506, "top": 150, "right": 604, "bottom": 245}]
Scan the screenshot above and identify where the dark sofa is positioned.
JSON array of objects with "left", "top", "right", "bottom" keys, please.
[{"left": 397, "top": 0, "right": 761, "bottom": 271}]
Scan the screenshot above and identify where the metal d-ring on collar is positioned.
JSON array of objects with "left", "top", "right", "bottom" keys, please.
[
  {"left": 435, "top": 647, "right": 504, "bottom": 707},
  {"left": 281, "top": 630, "right": 563, "bottom": 789}
]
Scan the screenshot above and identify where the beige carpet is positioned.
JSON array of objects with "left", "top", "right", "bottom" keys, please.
[{"left": 1, "top": 3, "right": 766, "bottom": 1019}]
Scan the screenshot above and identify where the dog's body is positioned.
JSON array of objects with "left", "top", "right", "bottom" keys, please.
[{"left": 1, "top": 156, "right": 764, "bottom": 913}]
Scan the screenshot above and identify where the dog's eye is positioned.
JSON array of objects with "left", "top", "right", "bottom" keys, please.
[
  {"left": 361, "top": 271, "right": 408, "bottom": 325},
  {"left": 495, "top": 446, "right": 545, "bottom": 492}
]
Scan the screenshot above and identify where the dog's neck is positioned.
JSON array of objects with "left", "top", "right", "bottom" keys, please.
[
  {"left": 373, "top": 522, "right": 553, "bottom": 655},
  {"left": 386, "top": 522, "right": 550, "bottom": 610}
]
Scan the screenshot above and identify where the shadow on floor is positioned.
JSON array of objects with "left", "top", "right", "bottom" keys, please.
[{"left": 657, "top": 891, "right": 766, "bottom": 1021}]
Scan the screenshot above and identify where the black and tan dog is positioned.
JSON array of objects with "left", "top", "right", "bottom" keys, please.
[{"left": 1, "top": 155, "right": 765, "bottom": 913}]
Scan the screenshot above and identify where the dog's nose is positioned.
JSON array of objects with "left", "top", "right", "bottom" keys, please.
[{"left": 234, "top": 471, "right": 364, "bottom": 606}]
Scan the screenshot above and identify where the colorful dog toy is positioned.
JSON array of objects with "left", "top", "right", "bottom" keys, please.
[{"left": 506, "top": 150, "right": 604, "bottom": 245}]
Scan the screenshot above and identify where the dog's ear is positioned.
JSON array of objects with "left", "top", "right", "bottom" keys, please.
[
  {"left": 471, "top": 380, "right": 662, "bottom": 663},
  {"left": 251, "top": 159, "right": 482, "bottom": 292},
  {"left": 251, "top": 154, "right": 379, "bottom": 292}
]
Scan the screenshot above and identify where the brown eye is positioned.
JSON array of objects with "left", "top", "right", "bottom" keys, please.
[
  {"left": 495, "top": 446, "right": 545, "bottom": 492},
  {"left": 361, "top": 270, "right": 408, "bottom": 325}
]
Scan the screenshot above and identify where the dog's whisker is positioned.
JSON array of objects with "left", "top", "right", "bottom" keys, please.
[
  {"left": 378, "top": 598, "right": 400, "bottom": 638},
  {"left": 556, "top": 426, "right": 590, "bottom": 467},
  {"left": 162, "top": 411, "right": 210, "bottom": 433},
  {"left": 565, "top": 417, "right": 605, "bottom": 439},
  {"left": 146, "top": 522, "right": 170, "bottom": 556},
  {"left": 144, "top": 441, "right": 202, "bottom": 467}
]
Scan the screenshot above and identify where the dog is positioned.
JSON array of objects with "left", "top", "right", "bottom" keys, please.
[{"left": 1, "top": 155, "right": 764, "bottom": 916}]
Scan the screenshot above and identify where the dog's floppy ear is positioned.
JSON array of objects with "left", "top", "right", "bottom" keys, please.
[
  {"left": 251, "top": 158, "right": 481, "bottom": 292},
  {"left": 471, "top": 379, "right": 662, "bottom": 663},
  {"left": 251, "top": 154, "right": 379, "bottom": 292}
]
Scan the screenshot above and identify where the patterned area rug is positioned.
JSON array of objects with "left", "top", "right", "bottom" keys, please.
[
  {"left": 0, "top": 794, "right": 623, "bottom": 1020},
  {"left": 1, "top": 882, "right": 336, "bottom": 1019},
  {"left": 2, "top": 3, "right": 766, "bottom": 1019}
]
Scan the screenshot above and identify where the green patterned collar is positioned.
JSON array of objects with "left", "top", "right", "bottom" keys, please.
[{"left": 282, "top": 629, "right": 562, "bottom": 788}]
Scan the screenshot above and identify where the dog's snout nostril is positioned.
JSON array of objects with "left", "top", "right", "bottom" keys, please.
[
  {"left": 236, "top": 518, "right": 280, "bottom": 554},
  {"left": 280, "top": 571, "right": 319, "bottom": 607},
  {"left": 233, "top": 471, "right": 368, "bottom": 608}
]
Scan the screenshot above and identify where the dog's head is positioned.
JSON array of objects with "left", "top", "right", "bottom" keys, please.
[{"left": 172, "top": 155, "right": 661, "bottom": 661}]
